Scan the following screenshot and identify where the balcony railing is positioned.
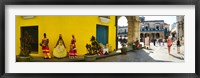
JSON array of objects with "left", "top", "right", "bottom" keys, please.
[
  {"left": 140, "top": 28, "right": 165, "bottom": 32},
  {"left": 118, "top": 32, "right": 128, "bottom": 34}
]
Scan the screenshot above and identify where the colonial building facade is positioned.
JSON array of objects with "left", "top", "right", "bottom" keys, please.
[
  {"left": 117, "top": 26, "right": 128, "bottom": 37},
  {"left": 117, "top": 16, "right": 170, "bottom": 42},
  {"left": 140, "top": 19, "right": 170, "bottom": 42}
]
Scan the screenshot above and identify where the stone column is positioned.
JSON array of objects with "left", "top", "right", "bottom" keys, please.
[
  {"left": 126, "top": 16, "right": 134, "bottom": 48},
  {"left": 133, "top": 16, "right": 141, "bottom": 42},
  {"left": 177, "top": 16, "right": 184, "bottom": 41},
  {"left": 160, "top": 32, "right": 164, "bottom": 39},
  {"left": 126, "top": 16, "right": 141, "bottom": 50}
]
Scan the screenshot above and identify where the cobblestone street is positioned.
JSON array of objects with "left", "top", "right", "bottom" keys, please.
[{"left": 95, "top": 42, "right": 184, "bottom": 62}]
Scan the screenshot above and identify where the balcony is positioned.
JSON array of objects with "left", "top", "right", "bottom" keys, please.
[{"left": 140, "top": 28, "right": 165, "bottom": 32}]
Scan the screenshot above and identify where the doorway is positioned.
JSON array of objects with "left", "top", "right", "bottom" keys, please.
[
  {"left": 21, "top": 26, "right": 38, "bottom": 53},
  {"left": 96, "top": 25, "right": 108, "bottom": 46}
]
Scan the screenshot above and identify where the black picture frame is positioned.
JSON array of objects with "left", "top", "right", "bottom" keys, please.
[{"left": 0, "top": 0, "right": 199, "bottom": 78}]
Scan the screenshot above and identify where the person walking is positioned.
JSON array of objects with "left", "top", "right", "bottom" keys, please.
[
  {"left": 162, "top": 38, "right": 165, "bottom": 46},
  {"left": 153, "top": 38, "right": 156, "bottom": 46},
  {"left": 156, "top": 38, "right": 159, "bottom": 46},
  {"left": 177, "top": 38, "right": 181, "bottom": 54},
  {"left": 159, "top": 38, "right": 161, "bottom": 46},
  {"left": 167, "top": 35, "right": 172, "bottom": 55},
  {"left": 144, "top": 35, "right": 150, "bottom": 49}
]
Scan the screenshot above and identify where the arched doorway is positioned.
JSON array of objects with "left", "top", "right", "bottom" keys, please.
[
  {"left": 156, "top": 33, "right": 160, "bottom": 39},
  {"left": 145, "top": 33, "right": 149, "bottom": 38},
  {"left": 117, "top": 16, "right": 128, "bottom": 49},
  {"left": 151, "top": 33, "right": 154, "bottom": 42},
  {"left": 117, "top": 16, "right": 140, "bottom": 50}
]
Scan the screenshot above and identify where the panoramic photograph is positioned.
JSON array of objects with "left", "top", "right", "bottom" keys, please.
[{"left": 15, "top": 16, "right": 184, "bottom": 62}]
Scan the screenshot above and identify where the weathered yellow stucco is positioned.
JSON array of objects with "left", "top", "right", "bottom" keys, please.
[{"left": 16, "top": 16, "right": 116, "bottom": 57}]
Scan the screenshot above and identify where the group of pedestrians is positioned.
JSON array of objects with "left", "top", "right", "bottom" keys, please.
[
  {"left": 118, "top": 35, "right": 128, "bottom": 48},
  {"left": 152, "top": 38, "right": 165, "bottom": 47},
  {"left": 118, "top": 34, "right": 181, "bottom": 55},
  {"left": 143, "top": 35, "right": 181, "bottom": 55}
]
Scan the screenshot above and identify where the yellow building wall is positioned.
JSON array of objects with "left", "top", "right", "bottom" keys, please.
[{"left": 16, "top": 16, "right": 116, "bottom": 57}]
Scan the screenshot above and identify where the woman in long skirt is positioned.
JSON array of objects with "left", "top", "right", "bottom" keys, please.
[
  {"left": 53, "top": 34, "right": 67, "bottom": 58},
  {"left": 69, "top": 35, "right": 77, "bottom": 59},
  {"left": 40, "top": 33, "right": 51, "bottom": 59}
]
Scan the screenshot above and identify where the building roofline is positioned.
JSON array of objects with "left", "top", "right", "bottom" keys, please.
[{"left": 142, "top": 20, "right": 164, "bottom": 22}]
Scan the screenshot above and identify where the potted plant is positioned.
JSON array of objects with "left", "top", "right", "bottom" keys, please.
[
  {"left": 84, "top": 36, "right": 101, "bottom": 62},
  {"left": 17, "top": 31, "right": 34, "bottom": 62},
  {"left": 119, "top": 36, "right": 128, "bottom": 54}
]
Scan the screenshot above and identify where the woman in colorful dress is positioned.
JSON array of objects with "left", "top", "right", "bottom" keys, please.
[
  {"left": 53, "top": 34, "right": 67, "bottom": 58},
  {"left": 69, "top": 35, "right": 77, "bottom": 59},
  {"left": 40, "top": 33, "right": 51, "bottom": 59},
  {"left": 167, "top": 35, "right": 172, "bottom": 55},
  {"left": 135, "top": 38, "right": 140, "bottom": 49}
]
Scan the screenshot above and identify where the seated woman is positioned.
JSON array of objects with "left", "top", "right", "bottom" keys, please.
[
  {"left": 135, "top": 38, "right": 140, "bottom": 49},
  {"left": 53, "top": 34, "right": 67, "bottom": 58}
]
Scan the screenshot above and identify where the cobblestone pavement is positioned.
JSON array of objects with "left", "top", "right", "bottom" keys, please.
[{"left": 95, "top": 42, "right": 184, "bottom": 62}]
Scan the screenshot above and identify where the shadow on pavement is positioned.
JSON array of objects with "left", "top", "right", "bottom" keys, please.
[
  {"left": 134, "top": 49, "right": 172, "bottom": 62},
  {"left": 169, "top": 54, "right": 184, "bottom": 60},
  {"left": 95, "top": 49, "right": 173, "bottom": 62},
  {"left": 179, "top": 53, "right": 184, "bottom": 56}
]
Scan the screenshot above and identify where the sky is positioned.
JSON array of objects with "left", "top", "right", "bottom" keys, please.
[{"left": 117, "top": 16, "right": 177, "bottom": 30}]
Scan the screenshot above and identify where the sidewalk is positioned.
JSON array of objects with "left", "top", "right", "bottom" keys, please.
[
  {"left": 17, "top": 51, "right": 121, "bottom": 62},
  {"left": 142, "top": 43, "right": 184, "bottom": 62},
  {"left": 95, "top": 42, "right": 184, "bottom": 62},
  {"left": 17, "top": 42, "right": 184, "bottom": 62}
]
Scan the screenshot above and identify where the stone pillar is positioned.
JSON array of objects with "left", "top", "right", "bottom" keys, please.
[
  {"left": 126, "top": 16, "right": 134, "bottom": 48},
  {"left": 149, "top": 33, "right": 152, "bottom": 40},
  {"left": 133, "top": 16, "right": 141, "bottom": 43},
  {"left": 126, "top": 16, "right": 141, "bottom": 50},
  {"left": 160, "top": 32, "right": 164, "bottom": 39},
  {"left": 177, "top": 16, "right": 184, "bottom": 41}
]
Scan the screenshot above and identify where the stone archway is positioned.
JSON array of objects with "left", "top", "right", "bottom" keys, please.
[{"left": 117, "top": 16, "right": 140, "bottom": 50}]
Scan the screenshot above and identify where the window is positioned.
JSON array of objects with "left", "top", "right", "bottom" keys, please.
[
  {"left": 156, "top": 26, "right": 159, "bottom": 30},
  {"left": 119, "top": 29, "right": 123, "bottom": 33},
  {"left": 146, "top": 26, "right": 148, "bottom": 30}
]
